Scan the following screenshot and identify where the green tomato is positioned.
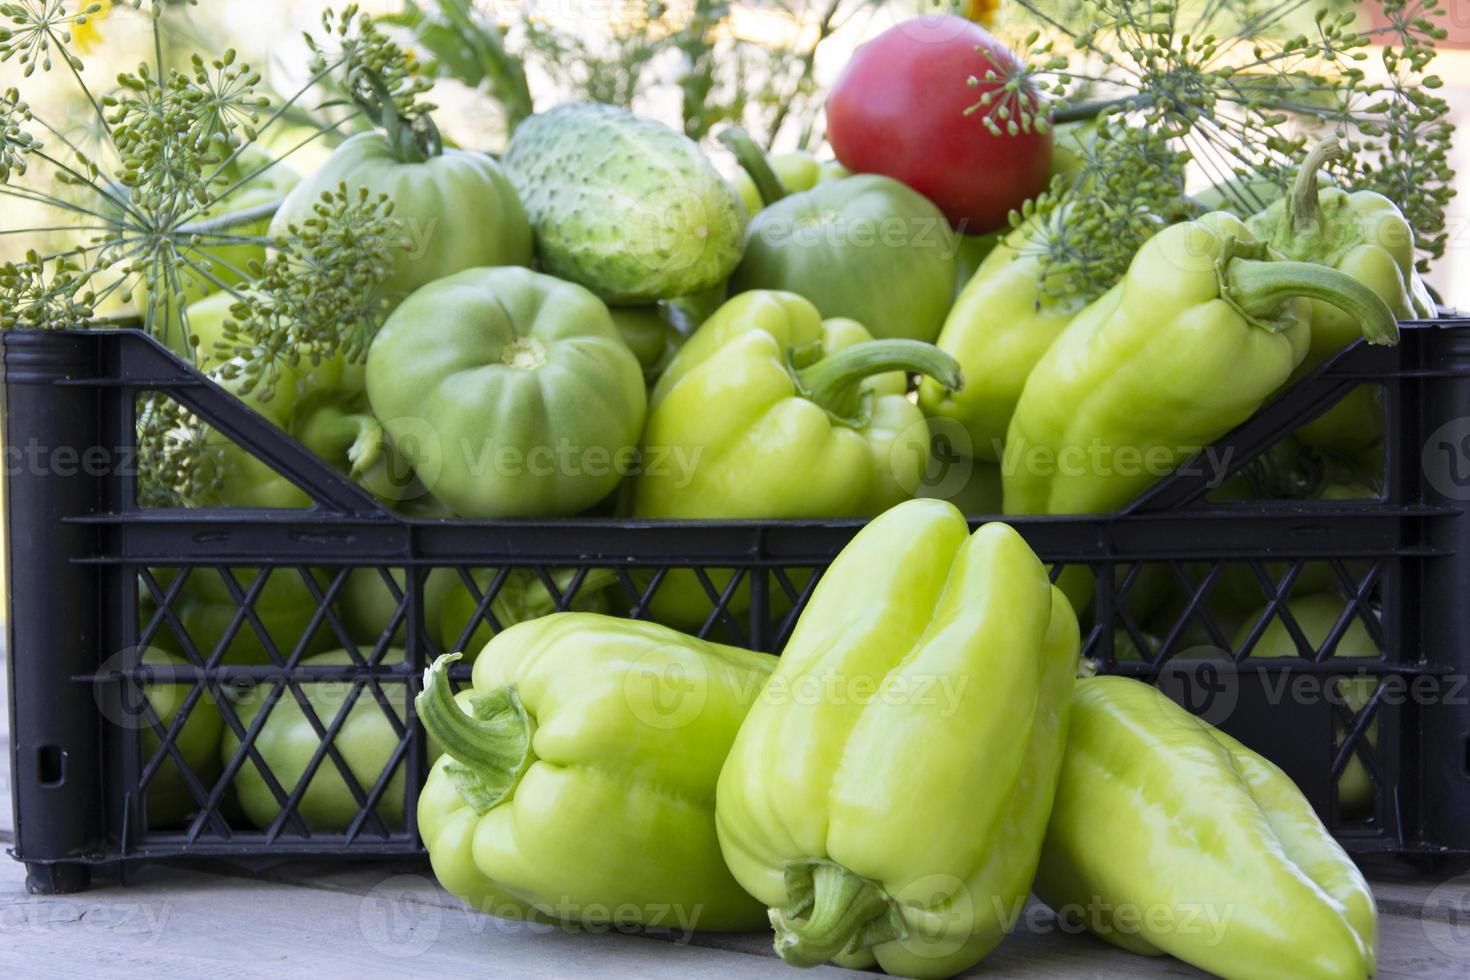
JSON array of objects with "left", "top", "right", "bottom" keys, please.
[
  {"left": 134, "top": 647, "right": 224, "bottom": 827},
  {"left": 608, "top": 305, "right": 687, "bottom": 385},
  {"left": 158, "top": 567, "right": 336, "bottom": 666},
  {"left": 269, "top": 131, "right": 533, "bottom": 307},
  {"left": 336, "top": 566, "right": 458, "bottom": 651},
  {"left": 222, "top": 649, "right": 410, "bottom": 832},
  {"left": 731, "top": 174, "right": 957, "bottom": 342},
  {"left": 366, "top": 267, "right": 647, "bottom": 518}
]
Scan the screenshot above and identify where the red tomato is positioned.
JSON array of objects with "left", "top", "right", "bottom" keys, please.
[{"left": 826, "top": 15, "right": 1052, "bottom": 234}]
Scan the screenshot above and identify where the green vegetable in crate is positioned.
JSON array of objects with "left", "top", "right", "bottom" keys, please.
[
  {"left": 269, "top": 121, "right": 532, "bottom": 307},
  {"left": 438, "top": 567, "right": 618, "bottom": 656},
  {"left": 730, "top": 173, "right": 957, "bottom": 342},
  {"left": 178, "top": 292, "right": 416, "bottom": 509},
  {"left": 608, "top": 305, "right": 687, "bottom": 385},
  {"left": 416, "top": 614, "right": 775, "bottom": 928},
  {"left": 1237, "top": 594, "right": 1380, "bottom": 816},
  {"left": 1247, "top": 139, "right": 1435, "bottom": 455},
  {"left": 222, "top": 649, "right": 410, "bottom": 832},
  {"left": 135, "top": 648, "right": 224, "bottom": 827},
  {"left": 366, "top": 267, "right": 647, "bottom": 519},
  {"left": 1003, "top": 212, "right": 1399, "bottom": 516},
  {"left": 1037, "top": 675, "right": 1377, "bottom": 980},
  {"left": 337, "top": 566, "right": 458, "bottom": 650},
  {"left": 717, "top": 500, "right": 1080, "bottom": 976},
  {"left": 920, "top": 214, "right": 1090, "bottom": 461},
  {"left": 156, "top": 566, "right": 335, "bottom": 666},
  {"left": 730, "top": 149, "right": 847, "bottom": 216},
  {"left": 634, "top": 290, "right": 949, "bottom": 518},
  {"left": 503, "top": 102, "right": 745, "bottom": 304}
]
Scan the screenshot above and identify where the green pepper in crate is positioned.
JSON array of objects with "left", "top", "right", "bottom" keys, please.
[
  {"left": 1237, "top": 593, "right": 1381, "bottom": 816},
  {"left": 1003, "top": 212, "right": 1398, "bottom": 516},
  {"left": 416, "top": 614, "right": 775, "bottom": 928},
  {"left": 717, "top": 500, "right": 1080, "bottom": 976},
  {"left": 1248, "top": 139, "right": 1435, "bottom": 456},
  {"left": 177, "top": 292, "right": 417, "bottom": 509},
  {"left": 628, "top": 290, "right": 951, "bottom": 628},
  {"left": 1037, "top": 675, "right": 1377, "bottom": 980},
  {"left": 222, "top": 649, "right": 411, "bottom": 832},
  {"left": 920, "top": 213, "right": 1091, "bottom": 462}
]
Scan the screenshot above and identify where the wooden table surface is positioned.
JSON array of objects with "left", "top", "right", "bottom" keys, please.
[{"left": 4, "top": 663, "right": 1470, "bottom": 978}]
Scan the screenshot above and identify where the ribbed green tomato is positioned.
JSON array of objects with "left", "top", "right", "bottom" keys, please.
[
  {"left": 269, "top": 131, "right": 533, "bottom": 307},
  {"left": 366, "top": 267, "right": 647, "bottom": 518}
]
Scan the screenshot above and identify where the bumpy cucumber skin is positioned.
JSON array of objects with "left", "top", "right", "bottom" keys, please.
[{"left": 504, "top": 103, "right": 746, "bottom": 304}]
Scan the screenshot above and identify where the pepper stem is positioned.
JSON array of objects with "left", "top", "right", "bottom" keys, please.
[
  {"left": 796, "top": 339, "right": 964, "bottom": 421},
  {"left": 770, "top": 862, "right": 902, "bottom": 968},
  {"left": 415, "top": 653, "right": 535, "bottom": 813},
  {"left": 1224, "top": 258, "right": 1399, "bottom": 346},
  {"left": 718, "top": 127, "right": 787, "bottom": 209},
  {"left": 296, "top": 405, "right": 385, "bottom": 482},
  {"left": 1288, "top": 138, "right": 1345, "bottom": 237}
]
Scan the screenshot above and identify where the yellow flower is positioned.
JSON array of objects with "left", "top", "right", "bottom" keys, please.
[
  {"left": 964, "top": 0, "right": 1001, "bottom": 27},
  {"left": 70, "top": 1, "right": 114, "bottom": 55}
]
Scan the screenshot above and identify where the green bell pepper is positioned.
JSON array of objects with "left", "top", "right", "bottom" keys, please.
[
  {"left": 1238, "top": 593, "right": 1379, "bottom": 816},
  {"left": 633, "top": 290, "right": 956, "bottom": 519},
  {"left": 135, "top": 647, "right": 224, "bottom": 827},
  {"left": 1003, "top": 212, "right": 1399, "bottom": 516},
  {"left": 366, "top": 266, "right": 647, "bottom": 518},
  {"left": 416, "top": 613, "right": 775, "bottom": 929},
  {"left": 921, "top": 214, "right": 1089, "bottom": 462},
  {"left": 628, "top": 291, "right": 956, "bottom": 629},
  {"left": 716, "top": 499, "right": 1080, "bottom": 976},
  {"left": 222, "top": 649, "right": 411, "bottom": 832},
  {"left": 1247, "top": 139, "right": 1435, "bottom": 455},
  {"left": 731, "top": 174, "right": 958, "bottom": 342},
  {"left": 1037, "top": 675, "right": 1377, "bottom": 980},
  {"left": 269, "top": 130, "right": 532, "bottom": 307}
]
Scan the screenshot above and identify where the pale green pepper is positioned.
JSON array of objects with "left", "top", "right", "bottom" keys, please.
[
  {"left": 1248, "top": 139, "right": 1435, "bottom": 455},
  {"left": 1037, "top": 675, "right": 1377, "bottom": 980},
  {"left": 416, "top": 614, "right": 775, "bottom": 928},
  {"left": 1004, "top": 212, "right": 1398, "bottom": 516},
  {"left": 921, "top": 213, "right": 1088, "bottom": 461},
  {"left": 716, "top": 499, "right": 1080, "bottom": 976}
]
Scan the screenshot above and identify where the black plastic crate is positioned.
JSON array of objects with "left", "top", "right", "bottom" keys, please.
[{"left": 5, "top": 322, "right": 1470, "bottom": 894}]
